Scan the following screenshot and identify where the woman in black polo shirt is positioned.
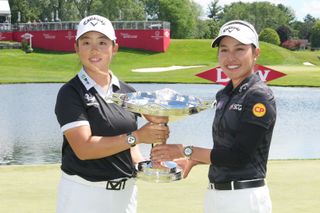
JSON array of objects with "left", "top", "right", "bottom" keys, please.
[
  {"left": 55, "top": 15, "right": 169, "bottom": 213},
  {"left": 152, "top": 20, "right": 276, "bottom": 213}
]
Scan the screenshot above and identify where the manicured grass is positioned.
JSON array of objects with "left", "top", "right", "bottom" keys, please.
[
  {"left": 1, "top": 40, "right": 320, "bottom": 86},
  {"left": 0, "top": 160, "right": 319, "bottom": 213}
]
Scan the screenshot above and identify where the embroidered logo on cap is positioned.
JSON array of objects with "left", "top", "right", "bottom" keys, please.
[
  {"left": 83, "top": 16, "right": 106, "bottom": 26},
  {"left": 252, "top": 103, "right": 266, "bottom": 117},
  {"left": 223, "top": 26, "right": 240, "bottom": 33}
]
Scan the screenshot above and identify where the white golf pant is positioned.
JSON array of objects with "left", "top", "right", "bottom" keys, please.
[
  {"left": 56, "top": 172, "right": 137, "bottom": 213},
  {"left": 204, "top": 184, "right": 272, "bottom": 213}
]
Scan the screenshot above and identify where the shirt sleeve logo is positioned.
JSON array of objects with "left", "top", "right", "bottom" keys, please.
[{"left": 252, "top": 103, "right": 266, "bottom": 117}]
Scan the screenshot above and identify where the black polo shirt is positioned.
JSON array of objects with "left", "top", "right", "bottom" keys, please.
[
  {"left": 55, "top": 69, "right": 137, "bottom": 181},
  {"left": 209, "top": 73, "right": 277, "bottom": 183}
]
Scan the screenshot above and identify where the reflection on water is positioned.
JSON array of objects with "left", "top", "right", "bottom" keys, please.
[{"left": 0, "top": 83, "right": 319, "bottom": 165}]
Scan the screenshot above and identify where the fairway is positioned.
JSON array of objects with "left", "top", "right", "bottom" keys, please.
[{"left": 0, "top": 160, "right": 319, "bottom": 212}]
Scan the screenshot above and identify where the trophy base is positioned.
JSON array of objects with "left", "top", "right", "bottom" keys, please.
[{"left": 137, "top": 160, "right": 182, "bottom": 183}]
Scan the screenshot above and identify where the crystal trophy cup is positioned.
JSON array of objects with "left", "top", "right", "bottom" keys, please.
[{"left": 109, "top": 88, "right": 214, "bottom": 183}]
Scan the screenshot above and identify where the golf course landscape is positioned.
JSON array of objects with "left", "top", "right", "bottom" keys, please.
[
  {"left": 1, "top": 39, "right": 320, "bottom": 86},
  {"left": 1, "top": 39, "right": 320, "bottom": 212}
]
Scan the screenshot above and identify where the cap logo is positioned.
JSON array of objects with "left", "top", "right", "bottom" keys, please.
[
  {"left": 90, "top": 21, "right": 98, "bottom": 27},
  {"left": 223, "top": 26, "right": 240, "bottom": 33},
  {"left": 83, "top": 16, "right": 106, "bottom": 26}
]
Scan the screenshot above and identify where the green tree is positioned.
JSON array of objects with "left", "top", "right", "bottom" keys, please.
[
  {"left": 208, "top": 0, "right": 222, "bottom": 20},
  {"left": 300, "top": 14, "right": 316, "bottom": 40},
  {"left": 310, "top": 21, "right": 320, "bottom": 49},
  {"left": 290, "top": 20, "right": 304, "bottom": 39},
  {"left": 202, "top": 19, "right": 220, "bottom": 39},
  {"left": 221, "top": 2, "right": 295, "bottom": 33},
  {"left": 276, "top": 25, "right": 292, "bottom": 43},
  {"left": 9, "top": 0, "right": 29, "bottom": 23},
  {"left": 9, "top": 0, "right": 80, "bottom": 22},
  {"left": 95, "top": 0, "right": 145, "bottom": 21},
  {"left": 9, "top": 0, "right": 50, "bottom": 23},
  {"left": 142, "top": 0, "right": 160, "bottom": 20},
  {"left": 158, "top": 0, "right": 198, "bottom": 38},
  {"left": 56, "top": 0, "right": 79, "bottom": 21},
  {"left": 72, "top": 0, "right": 95, "bottom": 18},
  {"left": 259, "top": 28, "right": 280, "bottom": 45},
  {"left": 276, "top": 4, "right": 295, "bottom": 23}
]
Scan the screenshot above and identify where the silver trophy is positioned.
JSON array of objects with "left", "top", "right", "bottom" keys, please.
[{"left": 110, "top": 88, "right": 214, "bottom": 183}]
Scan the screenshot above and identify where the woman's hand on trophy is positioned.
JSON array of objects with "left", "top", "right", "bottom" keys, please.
[
  {"left": 143, "top": 114, "right": 169, "bottom": 124},
  {"left": 135, "top": 122, "right": 170, "bottom": 144},
  {"left": 174, "top": 158, "right": 199, "bottom": 178},
  {"left": 151, "top": 144, "right": 184, "bottom": 161}
]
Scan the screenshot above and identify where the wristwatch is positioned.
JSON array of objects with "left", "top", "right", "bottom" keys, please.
[
  {"left": 183, "top": 146, "right": 193, "bottom": 159},
  {"left": 126, "top": 132, "right": 136, "bottom": 147}
]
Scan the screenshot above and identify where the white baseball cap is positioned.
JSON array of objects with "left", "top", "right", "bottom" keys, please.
[
  {"left": 76, "top": 15, "right": 116, "bottom": 41},
  {"left": 211, "top": 20, "right": 259, "bottom": 48}
]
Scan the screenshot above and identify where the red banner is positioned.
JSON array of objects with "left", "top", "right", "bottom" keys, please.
[
  {"left": 196, "top": 64, "right": 286, "bottom": 86},
  {"left": 116, "top": 29, "right": 170, "bottom": 52},
  {"left": 0, "top": 32, "right": 13, "bottom": 41},
  {"left": 13, "top": 30, "right": 76, "bottom": 51},
  {"left": 2, "top": 29, "right": 170, "bottom": 52}
]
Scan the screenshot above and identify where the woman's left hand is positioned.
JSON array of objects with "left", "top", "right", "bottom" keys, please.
[
  {"left": 174, "top": 158, "right": 199, "bottom": 178},
  {"left": 151, "top": 144, "right": 184, "bottom": 162}
]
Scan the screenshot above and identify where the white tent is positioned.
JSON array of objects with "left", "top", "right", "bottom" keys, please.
[{"left": 0, "top": 0, "right": 11, "bottom": 15}]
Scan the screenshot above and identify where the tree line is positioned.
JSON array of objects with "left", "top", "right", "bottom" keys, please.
[{"left": 7, "top": 0, "right": 320, "bottom": 48}]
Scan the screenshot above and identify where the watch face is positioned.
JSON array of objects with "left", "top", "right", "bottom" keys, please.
[
  {"left": 127, "top": 135, "right": 136, "bottom": 146},
  {"left": 184, "top": 147, "right": 193, "bottom": 156},
  {"left": 128, "top": 136, "right": 136, "bottom": 144}
]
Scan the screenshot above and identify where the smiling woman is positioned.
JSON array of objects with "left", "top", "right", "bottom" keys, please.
[
  {"left": 150, "top": 19, "right": 276, "bottom": 213},
  {"left": 54, "top": 14, "right": 170, "bottom": 213}
]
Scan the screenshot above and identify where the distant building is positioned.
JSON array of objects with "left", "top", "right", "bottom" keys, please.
[
  {"left": 0, "top": 0, "right": 11, "bottom": 23},
  {"left": 281, "top": 39, "right": 309, "bottom": 51}
]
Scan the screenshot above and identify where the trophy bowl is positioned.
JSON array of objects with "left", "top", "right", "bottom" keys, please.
[
  {"left": 109, "top": 88, "right": 214, "bottom": 183},
  {"left": 136, "top": 160, "right": 182, "bottom": 183}
]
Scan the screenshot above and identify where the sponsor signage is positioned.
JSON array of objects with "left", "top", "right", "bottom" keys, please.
[
  {"left": 196, "top": 64, "right": 286, "bottom": 86},
  {"left": 43, "top": 33, "right": 56, "bottom": 39},
  {"left": 6, "top": 29, "right": 169, "bottom": 52}
]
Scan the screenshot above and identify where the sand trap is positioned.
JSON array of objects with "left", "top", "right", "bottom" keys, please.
[
  {"left": 303, "top": 62, "right": 315, "bottom": 66},
  {"left": 132, "top": 65, "right": 205, "bottom": 72}
]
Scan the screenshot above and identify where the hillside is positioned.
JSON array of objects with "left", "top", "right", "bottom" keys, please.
[{"left": 0, "top": 39, "right": 320, "bottom": 86}]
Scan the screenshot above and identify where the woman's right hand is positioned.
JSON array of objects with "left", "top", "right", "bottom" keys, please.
[{"left": 135, "top": 122, "right": 169, "bottom": 145}]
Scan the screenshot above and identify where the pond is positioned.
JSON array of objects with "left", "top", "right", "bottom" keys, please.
[{"left": 0, "top": 83, "right": 319, "bottom": 165}]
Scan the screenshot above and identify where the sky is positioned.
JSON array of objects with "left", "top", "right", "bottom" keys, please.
[{"left": 193, "top": 0, "right": 320, "bottom": 21}]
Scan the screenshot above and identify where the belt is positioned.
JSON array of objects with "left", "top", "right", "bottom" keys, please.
[
  {"left": 209, "top": 179, "right": 265, "bottom": 190},
  {"left": 61, "top": 171, "right": 135, "bottom": 190}
]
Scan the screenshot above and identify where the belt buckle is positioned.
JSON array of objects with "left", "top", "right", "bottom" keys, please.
[
  {"left": 230, "top": 181, "right": 235, "bottom": 190},
  {"left": 106, "top": 179, "right": 126, "bottom": 190}
]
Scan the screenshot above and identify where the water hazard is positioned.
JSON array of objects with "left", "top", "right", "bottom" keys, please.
[{"left": 0, "top": 83, "right": 319, "bottom": 165}]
